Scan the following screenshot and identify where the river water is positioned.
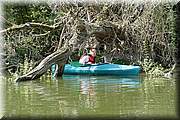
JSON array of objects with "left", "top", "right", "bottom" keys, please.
[{"left": 3, "top": 74, "right": 177, "bottom": 119}]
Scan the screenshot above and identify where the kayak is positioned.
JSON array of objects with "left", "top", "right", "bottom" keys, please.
[{"left": 52, "top": 62, "right": 141, "bottom": 76}]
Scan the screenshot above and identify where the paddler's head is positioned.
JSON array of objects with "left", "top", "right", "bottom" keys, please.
[{"left": 89, "top": 48, "right": 96, "bottom": 56}]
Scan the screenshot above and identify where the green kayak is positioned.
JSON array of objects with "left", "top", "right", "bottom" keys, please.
[{"left": 52, "top": 62, "right": 141, "bottom": 76}]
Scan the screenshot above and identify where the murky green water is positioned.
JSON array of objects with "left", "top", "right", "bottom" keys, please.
[{"left": 4, "top": 74, "right": 177, "bottom": 118}]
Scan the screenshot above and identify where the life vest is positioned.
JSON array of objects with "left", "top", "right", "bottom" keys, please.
[{"left": 89, "top": 55, "right": 95, "bottom": 64}]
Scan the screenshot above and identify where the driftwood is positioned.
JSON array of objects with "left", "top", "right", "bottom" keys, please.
[{"left": 15, "top": 46, "right": 72, "bottom": 82}]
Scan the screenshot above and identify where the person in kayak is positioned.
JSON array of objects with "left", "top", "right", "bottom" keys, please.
[
  {"left": 79, "top": 48, "right": 96, "bottom": 64},
  {"left": 88, "top": 48, "right": 96, "bottom": 64}
]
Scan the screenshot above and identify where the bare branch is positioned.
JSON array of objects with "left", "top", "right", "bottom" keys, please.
[
  {"left": 32, "top": 31, "right": 51, "bottom": 37},
  {"left": 57, "top": 25, "right": 66, "bottom": 49},
  {"left": 0, "top": 22, "right": 62, "bottom": 34}
]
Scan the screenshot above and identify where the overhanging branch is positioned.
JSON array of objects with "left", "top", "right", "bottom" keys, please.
[{"left": 0, "top": 22, "right": 62, "bottom": 34}]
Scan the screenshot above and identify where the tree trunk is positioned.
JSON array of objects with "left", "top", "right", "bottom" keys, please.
[{"left": 16, "top": 46, "right": 72, "bottom": 82}]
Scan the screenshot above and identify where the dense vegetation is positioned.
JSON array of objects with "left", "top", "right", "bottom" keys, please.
[{"left": 1, "top": 1, "right": 177, "bottom": 79}]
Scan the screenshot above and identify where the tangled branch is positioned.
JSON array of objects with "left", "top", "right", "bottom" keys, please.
[{"left": 0, "top": 22, "right": 63, "bottom": 34}]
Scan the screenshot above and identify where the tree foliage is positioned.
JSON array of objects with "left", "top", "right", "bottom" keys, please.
[{"left": 1, "top": 1, "right": 177, "bottom": 78}]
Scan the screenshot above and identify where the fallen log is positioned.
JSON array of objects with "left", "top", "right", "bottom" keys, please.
[{"left": 15, "top": 46, "right": 72, "bottom": 82}]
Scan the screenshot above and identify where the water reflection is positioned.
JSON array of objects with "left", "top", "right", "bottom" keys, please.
[
  {"left": 62, "top": 75, "right": 141, "bottom": 93},
  {"left": 65, "top": 75, "right": 142, "bottom": 112},
  {"left": 4, "top": 75, "right": 177, "bottom": 118}
]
